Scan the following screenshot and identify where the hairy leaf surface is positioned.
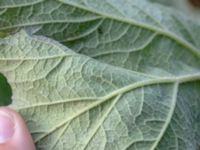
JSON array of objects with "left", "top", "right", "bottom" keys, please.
[
  {"left": 1, "top": 0, "right": 200, "bottom": 77},
  {"left": 0, "top": 31, "right": 199, "bottom": 150},
  {"left": 1, "top": 0, "right": 200, "bottom": 149}
]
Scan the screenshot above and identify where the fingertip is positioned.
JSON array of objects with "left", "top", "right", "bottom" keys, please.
[
  {"left": 0, "top": 107, "right": 36, "bottom": 150},
  {"left": 0, "top": 107, "right": 15, "bottom": 144}
]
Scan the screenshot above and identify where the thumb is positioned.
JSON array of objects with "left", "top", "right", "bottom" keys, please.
[{"left": 0, "top": 107, "right": 35, "bottom": 150}]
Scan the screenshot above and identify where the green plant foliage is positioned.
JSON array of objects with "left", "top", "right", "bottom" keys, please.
[{"left": 0, "top": 0, "right": 200, "bottom": 149}]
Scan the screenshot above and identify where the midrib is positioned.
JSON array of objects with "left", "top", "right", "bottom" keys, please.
[
  {"left": 1, "top": 1, "right": 200, "bottom": 58},
  {"left": 16, "top": 74, "right": 200, "bottom": 146},
  {"left": 15, "top": 73, "right": 200, "bottom": 111},
  {"left": 58, "top": 0, "right": 200, "bottom": 58}
]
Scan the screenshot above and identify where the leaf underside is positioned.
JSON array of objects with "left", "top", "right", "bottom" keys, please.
[{"left": 0, "top": 0, "right": 200, "bottom": 150}]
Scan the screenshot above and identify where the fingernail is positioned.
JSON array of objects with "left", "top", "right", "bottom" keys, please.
[{"left": 0, "top": 111, "right": 15, "bottom": 144}]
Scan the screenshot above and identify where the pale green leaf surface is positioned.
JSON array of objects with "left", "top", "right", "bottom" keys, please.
[
  {"left": 0, "top": 31, "right": 200, "bottom": 150},
  {"left": 1, "top": 0, "right": 200, "bottom": 149},
  {"left": 0, "top": 0, "right": 200, "bottom": 77}
]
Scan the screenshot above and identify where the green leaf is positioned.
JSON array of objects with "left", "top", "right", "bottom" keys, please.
[
  {"left": 0, "top": 31, "right": 200, "bottom": 150},
  {"left": 1, "top": 0, "right": 200, "bottom": 77},
  {"left": 0, "top": 73, "right": 12, "bottom": 106},
  {"left": 1, "top": 0, "right": 200, "bottom": 149}
]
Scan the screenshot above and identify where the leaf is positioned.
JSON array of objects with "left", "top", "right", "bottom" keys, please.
[
  {"left": 1, "top": 0, "right": 200, "bottom": 149},
  {"left": 149, "top": 0, "right": 200, "bottom": 19},
  {"left": 1, "top": 0, "right": 200, "bottom": 77},
  {"left": 0, "top": 31, "right": 200, "bottom": 150},
  {"left": 0, "top": 73, "right": 12, "bottom": 105}
]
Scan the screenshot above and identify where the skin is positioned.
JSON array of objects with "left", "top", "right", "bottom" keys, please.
[{"left": 0, "top": 107, "right": 36, "bottom": 150}]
